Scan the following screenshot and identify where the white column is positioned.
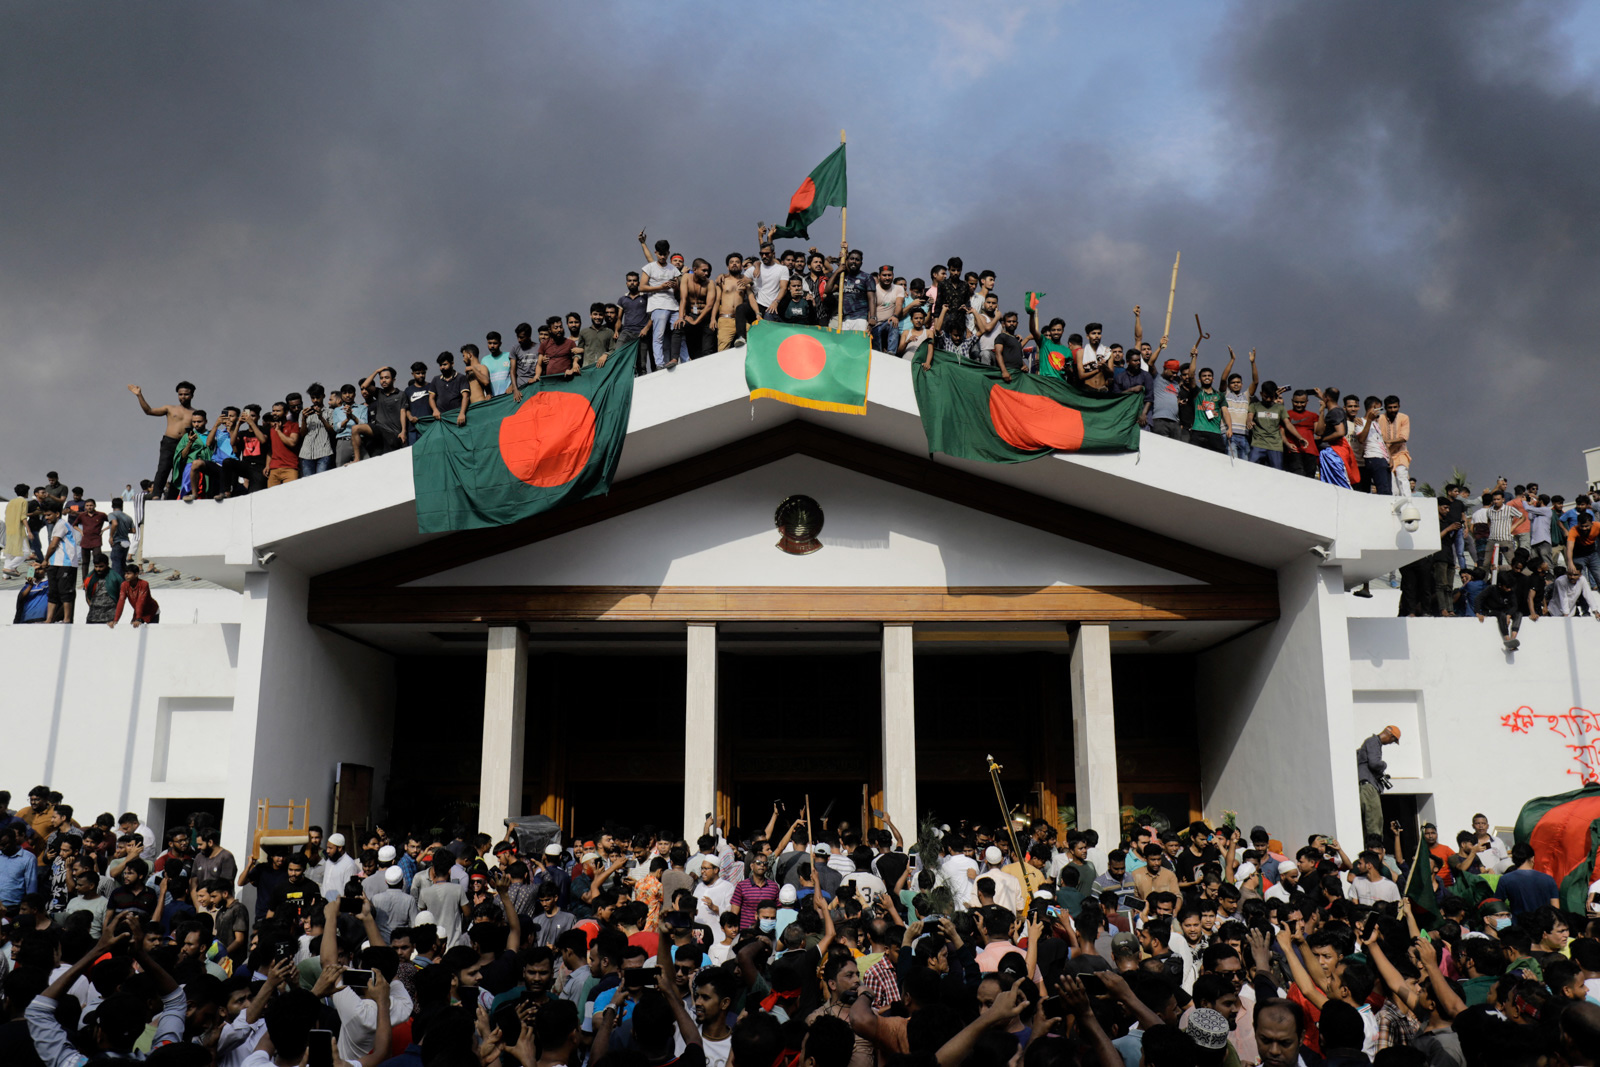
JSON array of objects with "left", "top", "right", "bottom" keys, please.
[
  {"left": 881, "top": 624, "right": 918, "bottom": 836},
  {"left": 1070, "top": 624, "right": 1119, "bottom": 848},
  {"left": 683, "top": 624, "right": 718, "bottom": 842},
  {"left": 479, "top": 626, "right": 528, "bottom": 841}
]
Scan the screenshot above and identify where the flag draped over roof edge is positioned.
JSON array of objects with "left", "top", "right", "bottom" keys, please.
[
  {"left": 745, "top": 320, "right": 870, "bottom": 415},
  {"left": 911, "top": 348, "right": 1141, "bottom": 463},
  {"left": 410, "top": 342, "right": 637, "bottom": 532}
]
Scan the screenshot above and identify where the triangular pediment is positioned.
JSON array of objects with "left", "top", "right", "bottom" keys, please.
[
  {"left": 407, "top": 452, "right": 1202, "bottom": 590},
  {"left": 307, "top": 422, "right": 1276, "bottom": 625}
]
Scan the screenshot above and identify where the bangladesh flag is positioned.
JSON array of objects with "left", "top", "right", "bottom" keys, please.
[
  {"left": 1515, "top": 782, "right": 1600, "bottom": 912},
  {"left": 1400, "top": 852, "right": 1441, "bottom": 929},
  {"left": 771, "top": 144, "right": 847, "bottom": 241},
  {"left": 745, "top": 320, "right": 871, "bottom": 415},
  {"left": 912, "top": 348, "right": 1141, "bottom": 463},
  {"left": 411, "top": 341, "right": 637, "bottom": 532}
]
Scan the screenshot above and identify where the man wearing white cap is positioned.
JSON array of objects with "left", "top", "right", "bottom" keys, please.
[
  {"left": 981, "top": 846, "right": 1023, "bottom": 915},
  {"left": 773, "top": 882, "right": 800, "bottom": 943},
  {"left": 1264, "top": 860, "right": 1300, "bottom": 904},
  {"left": 363, "top": 844, "right": 400, "bottom": 900},
  {"left": 369, "top": 865, "right": 418, "bottom": 941},
  {"left": 320, "top": 832, "right": 359, "bottom": 899}
]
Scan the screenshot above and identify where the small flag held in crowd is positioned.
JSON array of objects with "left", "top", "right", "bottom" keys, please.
[
  {"left": 911, "top": 348, "right": 1141, "bottom": 463},
  {"left": 745, "top": 320, "right": 871, "bottom": 415},
  {"left": 410, "top": 342, "right": 638, "bottom": 532},
  {"left": 771, "top": 144, "right": 848, "bottom": 241},
  {"left": 1024, "top": 291, "right": 1045, "bottom": 313}
]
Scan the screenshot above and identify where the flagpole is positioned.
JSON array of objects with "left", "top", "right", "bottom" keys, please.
[
  {"left": 837, "top": 129, "right": 847, "bottom": 331},
  {"left": 1162, "top": 251, "right": 1181, "bottom": 341}
]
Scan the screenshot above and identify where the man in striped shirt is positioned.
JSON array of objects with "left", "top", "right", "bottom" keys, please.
[
  {"left": 729, "top": 854, "right": 779, "bottom": 931},
  {"left": 1474, "top": 490, "right": 1520, "bottom": 574}
]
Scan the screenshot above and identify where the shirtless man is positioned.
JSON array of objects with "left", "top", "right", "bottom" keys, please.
[
  {"left": 710, "top": 254, "right": 757, "bottom": 351},
  {"left": 128, "top": 381, "right": 196, "bottom": 500},
  {"left": 456, "top": 344, "right": 493, "bottom": 426},
  {"left": 677, "top": 258, "right": 714, "bottom": 361},
  {"left": 1077, "top": 324, "right": 1113, "bottom": 392}
]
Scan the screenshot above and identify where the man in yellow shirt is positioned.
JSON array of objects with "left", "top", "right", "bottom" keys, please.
[{"left": 3, "top": 483, "right": 29, "bottom": 576}]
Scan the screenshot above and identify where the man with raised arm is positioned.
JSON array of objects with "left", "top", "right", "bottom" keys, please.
[{"left": 127, "top": 380, "right": 197, "bottom": 499}]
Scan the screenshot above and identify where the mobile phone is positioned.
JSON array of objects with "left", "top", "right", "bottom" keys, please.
[
  {"left": 623, "top": 966, "right": 661, "bottom": 988},
  {"left": 344, "top": 968, "right": 372, "bottom": 991},
  {"left": 308, "top": 1029, "right": 334, "bottom": 1067},
  {"left": 271, "top": 939, "right": 297, "bottom": 963}
]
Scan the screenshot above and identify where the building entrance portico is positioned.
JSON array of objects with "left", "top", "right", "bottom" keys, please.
[{"left": 383, "top": 617, "right": 1218, "bottom": 847}]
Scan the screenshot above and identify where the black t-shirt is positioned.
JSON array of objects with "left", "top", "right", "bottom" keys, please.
[
  {"left": 404, "top": 380, "right": 435, "bottom": 420},
  {"left": 368, "top": 386, "right": 406, "bottom": 434},
  {"left": 618, "top": 293, "right": 650, "bottom": 334},
  {"left": 1173, "top": 845, "right": 1220, "bottom": 884},
  {"left": 993, "top": 332, "right": 1025, "bottom": 371},
  {"left": 268, "top": 877, "right": 323, "bottom": 920},
  {"left": 108, "top": 884, "right": 158, "bottom": 919},
  {"left": 934, "top": 278, "right": 972, "bottom": 338},
  {"left": 478, "top": 949, "right": 522, "bottom": 996},
  {"left": 874, "top": 851, "right": 909, "bottom": 890},
  {"left": 431, "top": 373, "right": 467, "bottom": 414},
  {"left": 1320, "top": 407, "right": 1348, "bottom": 445},
  {"left": 247, "top": 865, "right": 290, "bottom": 920},
  {"left": 775, "top": 295, "right": 817, "bottom": 326}
]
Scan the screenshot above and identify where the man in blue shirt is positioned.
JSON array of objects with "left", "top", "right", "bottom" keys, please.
[
  {"left": 1498, "top": 843, "right": 1559, "bottom": 915},
  {"left": 1456, "top": 568, "right": 1489, "bottom": 616},
  {"left": 0, "top": 828, "right": 39, "bottom": 907}
]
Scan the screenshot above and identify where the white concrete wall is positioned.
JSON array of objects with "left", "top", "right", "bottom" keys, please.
[
  {"left": 223, "top": 565, "right": 396, "bottom": 854},
  {"left": 0, "top": 619, "right": 238, "bottom": 839},
  {"left": 1348, "top": 616, "right": 1600, "bottom": 833},
  {"left": 410, "top": 455, "right": 1201, "bottom": 590},
  {"left": 1196, "top": 555, "right": 1362, "bottom": 848}
]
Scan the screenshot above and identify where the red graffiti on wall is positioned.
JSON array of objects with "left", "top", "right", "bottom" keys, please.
[{"left": 1500, "top": 706, "right": 1600, "bottom": 782}]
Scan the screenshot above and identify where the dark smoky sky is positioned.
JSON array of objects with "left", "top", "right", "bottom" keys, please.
[{"left": 4, "top": 0, "right": 1598, "bottom": 498}]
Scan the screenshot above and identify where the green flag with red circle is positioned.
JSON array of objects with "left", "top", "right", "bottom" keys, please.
[
  {"left": 745, "top": 320, "right": 871, "bottom": 415},
  {"left": 911, "top": 347, "right": 1141, "bottom": 463},
  {"left": 411, "top": 341, "right": 637, "bottom": 532},
  {"left": 771, "top": 144, "right": 847, "bottom": 241},
  {"left": 1514, "top": 781, "right": 1600, "bottom": 912}
]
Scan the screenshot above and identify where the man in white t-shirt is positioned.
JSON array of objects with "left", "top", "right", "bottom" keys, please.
[
  {"left": 972, "top": 291, "right": 1004, "bottom": 363},
  {"left": 1346, "top": 851, "right": 1400, "bottom": 905},
  {"left": 748, "top": 235, "right": 789, "bottom": 314},
  {"left": 939, "top": 837, "right": 980, "bottom": 909},
  {"left": 42, "top": 503, "right": 80, "bottom": 623},
  {"left": 638, "top": 232, "right": 684, "bottom": 370}
]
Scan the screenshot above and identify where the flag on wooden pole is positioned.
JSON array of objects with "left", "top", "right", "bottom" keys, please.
[{"left": 771, "top": 144, "right": 848, "bottom": 241}]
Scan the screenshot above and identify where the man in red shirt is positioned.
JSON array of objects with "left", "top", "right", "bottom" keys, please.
[
  {"left": 110, "top": 563, "right": 160, "bottom": 628},
  {"left": 1283, "top": 390, "right": 1320, "bottom": 479},
  {"left": 536, "top": 316, "right": 580, "bottom": 382},
  {"left": 76, "top": 499, "right": 106, "bottom": 586},
  {"left": 258, "top": 402, "right": 301, "bottom": 488}
]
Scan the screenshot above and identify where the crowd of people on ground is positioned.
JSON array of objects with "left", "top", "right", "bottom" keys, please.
[{"left": 4, "top": 780, "right": 1599, "bottom": 1067}]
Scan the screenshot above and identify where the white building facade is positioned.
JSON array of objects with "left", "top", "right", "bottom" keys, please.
[{"left": 3, "top": 351, "right": 1595, "bottom": 860}]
